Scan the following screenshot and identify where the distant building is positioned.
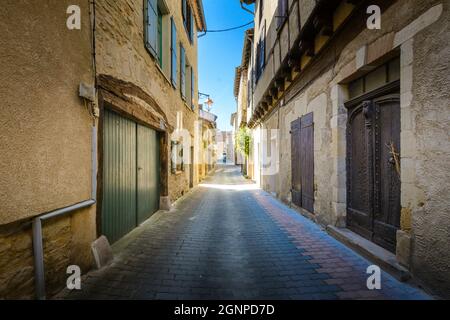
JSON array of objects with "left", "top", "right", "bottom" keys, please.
[
  {"left": 198, "top": 104, "right": 218, "bottom": 179},
  {"left": 216, "top": 131, "right": 235, "bottom": 164}
]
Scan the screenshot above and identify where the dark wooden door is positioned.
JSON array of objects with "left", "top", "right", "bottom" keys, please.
[
  {"left": 291, "top": 118, "right": 302, "bottom": 207},
  {"left": 291, "top": 113, "right": 314, "bottom": 213},
  {"left": 346, "top": 94, "right": 401, "bottom": 252}
]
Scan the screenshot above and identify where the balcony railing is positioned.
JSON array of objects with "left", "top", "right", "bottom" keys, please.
[{"left": 199, "top": 109, "right": 217, "bottom": 123}]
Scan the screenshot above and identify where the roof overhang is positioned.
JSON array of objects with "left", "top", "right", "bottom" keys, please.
[
  {"left": 191, "top": 0, "right": 207, "bottom": 32},
  {"left": 233, "top": 67, "right": 242, "bottom": 98},
  {"left": 241, "top": 28, "right": 254, "bottom": 68}
]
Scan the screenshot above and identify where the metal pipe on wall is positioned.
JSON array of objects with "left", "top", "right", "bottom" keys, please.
[{"left": 32, "top": 126, "right": 97, "bottom": 300}]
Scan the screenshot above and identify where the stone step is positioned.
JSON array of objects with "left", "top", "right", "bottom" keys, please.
[{"left": 326, "top": 225, "right": 411, "bottom": 282}]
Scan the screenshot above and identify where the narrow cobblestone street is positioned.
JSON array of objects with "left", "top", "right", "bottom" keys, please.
[{"left": 59, "top": 165, "right": 429, "bottom": 300}]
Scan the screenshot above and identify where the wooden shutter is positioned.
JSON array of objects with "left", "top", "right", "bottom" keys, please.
[
  {"left": 180, "top": 45, "right": 186, "bottom": 99},
  {"left": 260, "top": 23, "right": 266, "bottom": 72},
  {"left": 182, "top": 0, "right": 187, "bottom": 22},
  {"left": 290, "top": 113, "right": 314, "bottom": 213},
  {"left": 146, "top": 0, "right": 158, "bottom": 57},
  {"left": 190, "top": 66, "right": 195, "bottom": 109},
  {"left": 277, "top": 0, "right": 288, "bottom": 29},
  {"left": 189, "top": 8, "right": 194, "bottom": 42},
  {"left": 291, "top": 118, "right": 302, "bottom": 207},
  {"left": 299, "top": 113, "right": 314, "bottom": 213},
  {"left": 157, "top": 9, "right": 162, "bottom": 66},
  {"left": 255, "top": 41, "right": 261, "bottom": 81},
  {"left": 171, "top": 17, "right": 177, "bottom": 87}
]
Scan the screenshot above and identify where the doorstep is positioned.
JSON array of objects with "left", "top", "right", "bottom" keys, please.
[{"left": 327, "top": 225, "right": 411, "bottom": 282}]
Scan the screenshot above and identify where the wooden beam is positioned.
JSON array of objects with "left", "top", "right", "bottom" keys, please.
[
  {"left": 346, "top": 0, "right": 363, "bottom": 4},
  {"left": 288, "top": 54, "right": 301, "bottom": 73},
  {"left": 275, "top": 78, "right": 285, "bottom": 90},
  {"left": 263, "top": 95, "right": 273, "bottom": 106},
  {"left": 299, "top": 39, "right": 315, "bottom": 57},
  {"left": 269, "top": 86, "right": 278, "bottom": 98},
  {"left": 261, "top": 101, "right": 269, "bottom": 112},
  {"left": 313, "top": 11, "right": 333, "bottom": 36}
]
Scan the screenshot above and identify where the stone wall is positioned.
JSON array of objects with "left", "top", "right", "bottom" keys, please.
[
  {"left": 258, "top": 0, "right": 450, "bottom": 296},
  {"left": 406, "top": 2, "right": 450, "bottom": 297},
  {"left": 0, "top": 1, "right": 97, "bottom": 299},
  {"left": 95, "top": 0, "right": 201, "bottom": 202}
]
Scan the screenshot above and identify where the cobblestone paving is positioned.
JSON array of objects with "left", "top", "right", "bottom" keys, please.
[{"left": 58, "top": 165, "right": 430, "bottom": 300}]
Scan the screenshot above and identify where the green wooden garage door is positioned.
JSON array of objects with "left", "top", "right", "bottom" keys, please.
[{"left": 102, "top": 109, "right": 160, "bottom": 243}]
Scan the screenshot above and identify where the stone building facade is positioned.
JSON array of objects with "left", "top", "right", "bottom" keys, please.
[
  {"left": 232, "top": 28, "right": 254, "bottom": 170},
  {"left": 242, "top": 0, "right": 449, "bottom": 297},
  {"left": 0, "top": 0, "right": 97, "bottom": 299},
  {"left": 198, "top": 107, "right": 217, "bottom": 180},
  {"left": 0, "top": 0, "right": 206, "bottom": 299}
]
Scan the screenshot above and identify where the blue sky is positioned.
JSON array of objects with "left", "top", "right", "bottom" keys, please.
[{"left": 198, "top": 0, "right": 254, "bottom": 131}]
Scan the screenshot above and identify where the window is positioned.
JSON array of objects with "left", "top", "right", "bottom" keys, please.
[
  {"left": 247, "top": 77, "right": 252, "bottom": 112},
  {"left": 145, "top": 0, "right": 158, "bottom": 58},
  {"left": 171, "top": 17, "right": 177, "bottom": 87},
  {"left": 348, "top": 57, "right": 400, "bottom": 99},
  {"left": 259, "top": 0, "right": 264, "bottom": 25},
  {"left": 171, "top": 141, "right": 184, "bottom": 173},
  {"left": 182, "top": 0, "right": 194, "bottom": 43},
  {"left": 190, "top": 66, "right": 195, "bottom": 109},
  {"left": 180, "top": 45, "right": 186, "bottom": 99},
  {"left": 255, "top": 23, "right": 266, "bottom": 83},
  {"left": 145, "top": 1, "right": 170, "bottom": 72},
  {"left": 277, "top": 0, "right": 288, "bottom": 29},
  {"left": 157, "top": 8, "right": 163, "bottom": 67}
]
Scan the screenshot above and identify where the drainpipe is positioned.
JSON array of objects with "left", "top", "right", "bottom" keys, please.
[{"left": 32, "top": 126, "right": 97, "bottom": 300}]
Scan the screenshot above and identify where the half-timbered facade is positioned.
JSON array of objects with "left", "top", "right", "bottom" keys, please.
[{"left": 241, "top": 0, "right": 450, "bottom": 297}]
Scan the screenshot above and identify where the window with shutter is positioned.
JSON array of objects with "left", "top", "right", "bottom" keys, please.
[
  {"left": 157, "top": 8, "right": 162, "bottom": 67},
  {"left": 190, "top": 66, "right": 195, "bottom": 109},
  {"left": 259, "top": 0, "right": 264, "bottom": 25},
  {"left": 145, "top": 0, "right": 158, "bottom": 58},
  {"left": 182, "top": 1, "right": 194, "bottom": 44},
  {"left": 256, "top": 23, "right": 266, "bottom": 83},
  {"left": 277, "top": 0, "right": 288, "bottom": 29},
  {"left": 180, "top": 45, "right": 186, "bottom": 99},
  {"left": 189, "top": 9, "right": 194, "bottom": 43},
  {"left": 171, "top": 17, "right": 177, "bottom": 87},
  {"left": 261, "top": 24, "right": 265, "bottom": 71},
  {"left": 182, "top": 0, "right": 187, "bottom": 21}
]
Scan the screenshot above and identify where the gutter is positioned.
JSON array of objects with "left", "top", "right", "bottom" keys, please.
[{"left": 32, "top": 126, "right": 97, "bottom": 300}]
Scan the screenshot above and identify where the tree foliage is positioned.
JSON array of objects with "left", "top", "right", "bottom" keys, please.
[{"left": 235, "top": 127, "right": 252, "bottom": 157}]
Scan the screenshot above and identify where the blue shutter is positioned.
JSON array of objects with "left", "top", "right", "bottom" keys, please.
[
  {"left": 182, "top": 0, "right": 187, "bottom": 22},
  {"left": 146, "top": 0, "right": 158, "bottom": 57},
  {"left": 171, "top": 17, "right": 177, "bottom": 87},
  {"left": 180, "top": 46, "right": 186, "bottom": 99},
  {"left": 189, "top": 9, "right": 194, "bottom": 42},
  {"left": 190, "top": 66, "right": 195, "bottom": 109}
]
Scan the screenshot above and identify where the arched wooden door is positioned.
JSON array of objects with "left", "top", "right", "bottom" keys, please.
[{"left": 346, "top": 94, "right": 401, "bottom": 252}]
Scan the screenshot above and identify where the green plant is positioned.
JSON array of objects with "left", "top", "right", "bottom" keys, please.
[{"left": 235, "top": 127, "right": 252, "bottom": 157}]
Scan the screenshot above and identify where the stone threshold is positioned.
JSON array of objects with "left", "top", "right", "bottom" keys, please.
[{"left": 326, "top": 225, "right": 411, "bottom": 282}]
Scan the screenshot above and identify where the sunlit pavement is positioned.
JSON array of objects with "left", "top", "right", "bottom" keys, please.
[{"left": 58, "top": 165, "right": 430, "bottom": 300}]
